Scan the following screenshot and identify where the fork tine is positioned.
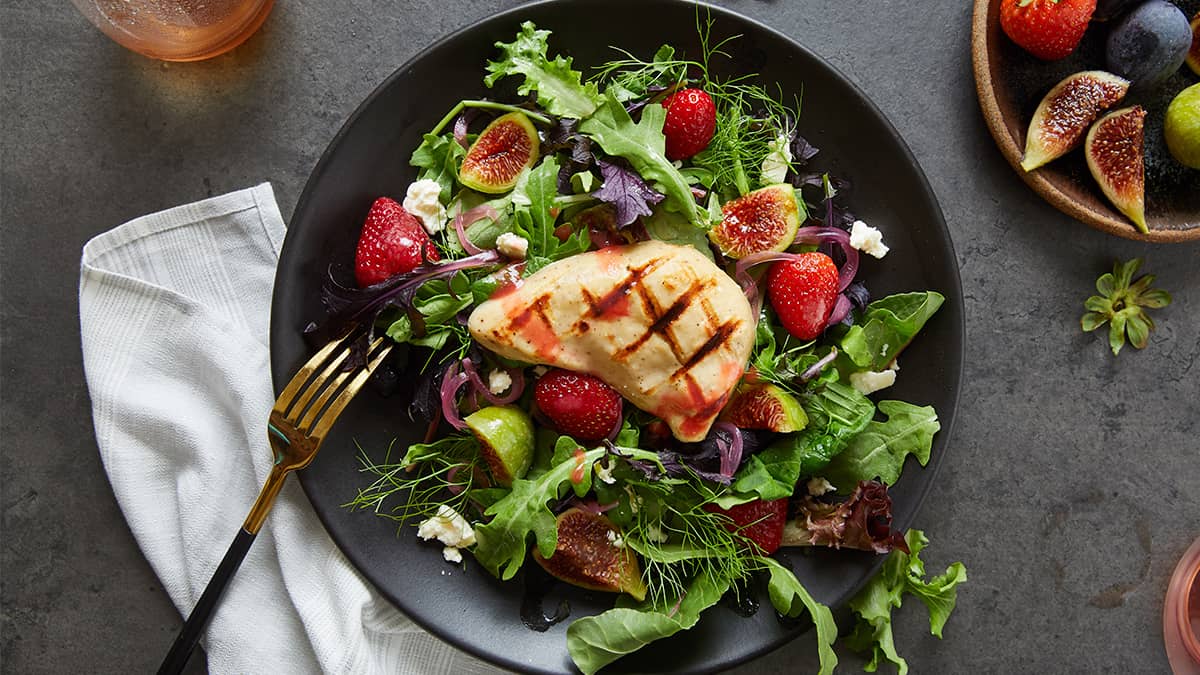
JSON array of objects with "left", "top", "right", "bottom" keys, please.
[
  {"left": 305, "top": 339, "right": 392, "bottom": 441},
  {"left": 273, "top": 327, "right": 362, "bottom": 417}
]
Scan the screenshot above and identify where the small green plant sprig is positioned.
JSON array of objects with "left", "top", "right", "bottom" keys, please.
[{"left": 1081, "top": 258, "right": 1171, "bottom": 356}]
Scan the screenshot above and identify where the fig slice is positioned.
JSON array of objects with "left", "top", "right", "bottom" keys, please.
[
  {"left": 1021, "top": 71, "right": 1130, "bottom": 172},
  {"left": 719, "top": 383, "right": 808, "bottom": 432},
  {"left": 708, "top": 184, "right": 802, "bottom": 259},
  {"left": 464, "top": 405, "right": 535, "bottom": 487},
  {"left": 459, "top": 111, "right": 539, "bottom": 194},
  {"left": 533, "top": 508, "right": 647, "bottom": 601},
  {"left": 1085, "top": 106, "right": 1147, "bottom": 233}
]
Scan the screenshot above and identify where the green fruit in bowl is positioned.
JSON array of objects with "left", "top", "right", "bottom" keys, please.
[
  {"left": 464, "top": 405, "right": 535, "bottom": 487},
  {"left": 1165, "top": 83, "right": 1200, "bottom": 169}
]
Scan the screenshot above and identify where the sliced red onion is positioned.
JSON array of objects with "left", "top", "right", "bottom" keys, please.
[
  {"left": 574, "top": 499, "right": 619, "bottom": 515},
  {"left": 451, "top": 204, "right": 500, "bottom": 256},
  {"left": 605, "top": 406, "right": 625, "bottom": 443},
  {"left": 439, "top": 362, "right": 469, "bottom": 430},
  {"left": 826, "top": 293, "right": 852, "bottom": 326},
  {"left": 800, "top": 346, "right": 839, "bottom": 382},
  {"left": 446, "top": 465, "right": 466, "bottom": 495},
  {"left": 460, "top": 358, "right": 526, "bottom": 406},
  {"left": 713, "top": 422, "right": 744, "bottom": 479},
  {"left": 453, "top": 114, "right": 469, "bottom": 149}
]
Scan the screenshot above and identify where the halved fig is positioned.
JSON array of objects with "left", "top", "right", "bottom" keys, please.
[
  {"left": 708, "top": 184, "right": 801, "bottom": 259},
  {"left": 1021, "top": 71, "right": 1130, "bottom": 172},
  {"left": 533, "top": 508, "right": 647, "bottom": 601},
  {"left": 719, "top": 384, "right": 808, "bottom": 432},
  {"left": 1085, "top": 106, "right": 1147, "bottom": 233},
  {"left": 1188, "top": 13, "right": 1199, "bottom": 76},
  {"left": 460, "top": 111, "right": 539, "bottom": 194}
]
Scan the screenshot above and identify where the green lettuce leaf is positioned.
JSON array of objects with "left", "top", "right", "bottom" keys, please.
[
  {"left": 732, "top": 382, "right": 874, "bottom": 499},
  {"left": 510, "top": 155, "right": 589, "bottom": 272},
  {"left": 641, "top": 206, "right": 714, "bottom": 260},
  {"left": 410, "top": 132, "right": 466, "bottom": 203},
  {"left": 846, "top": 530, "right": 967, "bottom": 674},
  {"left": 472, "top": 447, "right": 605, "bottom": 580},
  {"left": 383, "top": 274, "right": 473, "bottom": 350},
  {"left": 579, "top": 92, "right": 706, "bottom": 225},
  {"left": 838, "top": 292, "right": 944, "bottom": 373},
  {"left": 758, "top": 557, "right": 838, "bottom": 675},
  {"left": 566, "top": 570, "right": 730, "bottom": 675},
  {"left": 484, "top": 21, "right": 601, "bottom": 119},
  {"left": 821, "top": 400, "right": 939, "bottom": 491}
]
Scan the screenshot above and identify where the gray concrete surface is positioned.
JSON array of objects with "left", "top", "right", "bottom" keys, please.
[{"left": 2, "top": 0, "right": 1198, "bottom": 673}]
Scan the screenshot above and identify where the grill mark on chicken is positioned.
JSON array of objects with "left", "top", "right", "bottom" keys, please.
[
  {"left": 506, "top": 294, "right": 559, "bottom": 357},
  {"left": 578, "top": 256, "right": 668, "bottom": 323},
  {"left": 672, "top": 319, "right": 741, "bottom": 380}
]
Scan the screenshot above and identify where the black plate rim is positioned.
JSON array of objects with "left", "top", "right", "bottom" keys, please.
[{"left": 271, "top": 1, "right": 965, "bottom": 672}]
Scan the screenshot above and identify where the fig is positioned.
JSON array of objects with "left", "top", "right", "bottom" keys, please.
[
  {"left": 533, "top": 508, "right": 647, "bottom": 601},
  {"left": 719, "top": 383, "right": 808, "bottom": 432},
  {"left": 1085, "top": 106, "right": 1147, "bottom": 233},
  {"left": 1188, "top": 13, "right": 1199, "bottom": 76},
  {"left": 459, "top": 111, "right": 539, "bottom": 194},
  {"left": 1106, "top": 0, "right": 1192, "bottom": 90},
  {"left": 708, "top": 184, "right": 802, "bottom": 259},
  {"left": 464, "top": 405, "right": 535, "bottom": 487},
  {"left": 1020, "top": 71, "right": 1130, "bottom": 172}
]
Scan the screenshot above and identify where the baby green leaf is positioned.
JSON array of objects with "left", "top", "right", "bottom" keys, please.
[
  {"left": 821, "top": 401, "right": 939, "bottom": 491},
  {"left": 837, "top": 292, "right": 944, "bottom": 374},
  {"left": 758, "top": 557, "right": 838, "bottom": 675},
  {"left": 484, "top": 21, "right": 601, "bottom": 119}
]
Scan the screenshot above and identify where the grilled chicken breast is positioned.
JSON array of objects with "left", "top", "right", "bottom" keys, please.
[{"left": 468, "top": 241, "right": 755, "bottom": 442}]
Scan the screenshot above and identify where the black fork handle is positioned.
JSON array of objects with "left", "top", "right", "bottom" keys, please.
[{"left": 157, "top": 528, "right": 257, "bottom": 675}]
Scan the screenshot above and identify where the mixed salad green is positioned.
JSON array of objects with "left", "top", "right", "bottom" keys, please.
[{"left": 320, "top": 18, "right": 966, "bottom": 674}]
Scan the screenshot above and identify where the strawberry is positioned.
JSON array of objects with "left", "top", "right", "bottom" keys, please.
[
  {"left": 354, "top": 197, "right": 440, "bottom": 288},
  {"left": 662, "top": 88, "right": 717, "bottom": 161},
  {"left": 766, "top": 252, "right": 839, "bottom": 341},
  {"left": 705, "top": 498, "right": 788, "bottom": 554},
  {"left": 533, "top": 369, "right": 623, "bottom": 442},
  {"left": 1000, "top": 0, "right": 1097, "bottom": 61}
]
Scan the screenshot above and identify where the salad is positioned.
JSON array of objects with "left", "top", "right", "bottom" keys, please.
[{"left": 316, "top": 18, "right": 966, "bottom": 675}]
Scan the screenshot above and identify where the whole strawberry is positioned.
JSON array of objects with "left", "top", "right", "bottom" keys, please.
[
  {"left": 1001, "top": 0, "right": 1097, "bottom": 60},
  {"left": 704, "top": 498, "right": 788, "bottom": 554},
  {"left": 661, "top": 88, "right": 717, "bottom": 161},
  {"left": 354, "top": 196, "right": 440, "bottom": 287},
  {"left": 766, "top": 252, "right": 839, "bottom": 341},
  {"left": 534, "top": 369, "right": 623, "bottom": 442}
]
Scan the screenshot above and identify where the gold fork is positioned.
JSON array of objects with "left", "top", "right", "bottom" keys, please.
[{"left": 158, "top": 329, "right": 391, "bottom": 675}]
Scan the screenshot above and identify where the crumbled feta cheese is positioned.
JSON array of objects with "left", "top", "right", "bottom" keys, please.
[
  {"left": 760, "top": 133, "right": 793, "bottom": 184},
  {"left": 495, "top": 232, "right": 529, "bottom": 260},
  {"left": 532, "top": 365, "right": 549, "bottom": 377},
  {"left": 417, "top": 505, "right": 476, "bottom": 562},
  {"left": 595, "top": 457, "right": 616, "bottom": 484},
  {"left": 849, "top": 368, "right": 897, "bottom": 395},
  {"left": 849, "top": 220, "right": 889, "bottom": 259},
  {"left": 487, "top": 369, "right": 512, "bottom": 395},
  {"left": 403, "top": 179, "right": 446, "bottom": 235},
  {"left": 807, "top": 477, "right": 836, "bottom": 496},
  {"left": 645, "top": 523, "right": 669, "bottom": 543},
  {"left": 605, "top": 530, "right": 625, "bottom": 549}
]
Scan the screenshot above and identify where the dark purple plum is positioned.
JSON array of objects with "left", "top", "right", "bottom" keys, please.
[{"left": 1106, "top": 0, "right": 1192, "bottom": 89}]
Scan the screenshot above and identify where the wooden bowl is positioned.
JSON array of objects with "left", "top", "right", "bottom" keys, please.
[{"left": 972, "top": 0, "right": 1200, "bottom": 243}]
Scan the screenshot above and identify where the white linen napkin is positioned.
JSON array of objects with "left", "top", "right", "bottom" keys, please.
[{"left": 79, "top": 183, "right": 503, "bottom": 675}]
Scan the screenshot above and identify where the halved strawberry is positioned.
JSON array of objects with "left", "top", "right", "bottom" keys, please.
[
  {"left": 354, "top": 197, "right": 440, "bottom": 288},
  {"left": 766, "top": 252, "right": 839, "bottom": 341},
  {"left": 533, "top": 369, "right": 623, "bottom": 442}
]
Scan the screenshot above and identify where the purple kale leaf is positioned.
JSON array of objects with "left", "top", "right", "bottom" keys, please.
[{"left": 592, "top": 159, "right": 665, "bottom": 228}]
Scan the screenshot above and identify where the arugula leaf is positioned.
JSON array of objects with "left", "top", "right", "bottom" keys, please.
[
  {"left": 838, "top": 292, "right": 944, "bottom": 373},
  {"left": 845, "top": 530, "right": 967, "bottom": 674},
  {"left": 821, "top": 401, "right": 939, "bottom": 491},
  {"left": 641, "top": 206, "right": 714, "bottom": 260},
  {"left": 566, "top": 570, "right": 731, "bottom": 675},
  {"left": 484, "top": 21, "right": 601, "bottom": 119},
  {"left": 732, "top": 382, "right": 874, "bottom": 500},
  {"left": 410, "top": 132, "right": 466, "bottom": 203},
  {"left": 472, "top": 447, "right": 605, "bottom": 580},
  {"left": 579, "top": 92, "right": 706, "bottom": 225},
  {"left": 510, "top": 155, "right": 590, "bottom": 272},
  {"left": 758, "top": 557, "right": 838, "bottom": 675}
]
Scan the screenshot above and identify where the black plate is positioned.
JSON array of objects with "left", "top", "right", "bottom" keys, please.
[{"left": 270, "top": 1, "right": 964, "bottom": 672}]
